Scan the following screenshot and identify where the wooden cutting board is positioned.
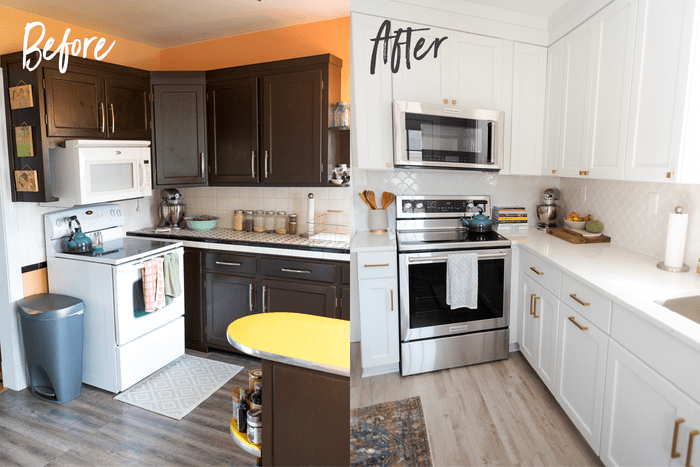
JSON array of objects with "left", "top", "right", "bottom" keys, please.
[{"left": 546, "top": 228, "right": 611, "bottom": 244}]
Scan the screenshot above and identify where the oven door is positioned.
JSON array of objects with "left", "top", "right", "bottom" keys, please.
[{"left": 398, "top": 248, "right": 510, "bottom": 342}]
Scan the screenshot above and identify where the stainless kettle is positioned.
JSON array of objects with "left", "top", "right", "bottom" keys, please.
[{"left": 61, "top": 216, "right": 93, "bottom": 253}]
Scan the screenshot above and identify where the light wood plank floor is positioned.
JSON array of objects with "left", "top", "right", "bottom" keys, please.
[
  {"left": 0, "top": 349, "right": 260, "bottom": 466},
  {"left": 351, "top": 344, "right": 603, "bottom": 466}
]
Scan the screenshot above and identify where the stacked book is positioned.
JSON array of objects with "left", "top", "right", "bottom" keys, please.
[{"left": 491, "top": 206, "right": 528, "bottom": 231}]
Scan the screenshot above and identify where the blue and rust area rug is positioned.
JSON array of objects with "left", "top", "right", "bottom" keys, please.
[{"left": 351, "top": 396, "right": 433, "bottom": 467}]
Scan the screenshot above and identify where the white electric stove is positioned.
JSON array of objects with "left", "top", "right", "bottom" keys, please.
[{"left": 44, "top": 204, "right": 185, "bottom": 393}]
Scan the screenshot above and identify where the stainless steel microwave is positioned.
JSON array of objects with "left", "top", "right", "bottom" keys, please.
[{"left": 392, "top": 100, "right": 505, "bottom": 171}]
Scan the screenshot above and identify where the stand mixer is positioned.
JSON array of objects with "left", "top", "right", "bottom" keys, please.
[
  {"left": 159, "top": 189, "right": 187, "bottom": 229},
  {"left": 536, "top": 188, "right": 560, "bottom": 230}
]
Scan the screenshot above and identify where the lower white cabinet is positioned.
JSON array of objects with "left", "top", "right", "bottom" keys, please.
[
  {"left": 358, "top": 277, "right": 399, "bottom": 376},
  {"left": 600, "top": 340, "right": 700, "bottom": 467},
  {"left": 519, "top": 273, "right": 559, "bottom": 392},
  {"left": 554, "top": 304, "right": 608, "bottom": 453}
]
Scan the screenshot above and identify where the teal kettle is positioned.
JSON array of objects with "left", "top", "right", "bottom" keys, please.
[
  {"left": 464, "top": 213, "right": 493, "bottom": 233},
  {"left": 62, "top": 216, "right": 93, "bottom": 253}
]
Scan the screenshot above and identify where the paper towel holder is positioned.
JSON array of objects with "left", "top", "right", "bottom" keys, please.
[{"left": 657, "top": 206, "right": 690, "bottom": 272}]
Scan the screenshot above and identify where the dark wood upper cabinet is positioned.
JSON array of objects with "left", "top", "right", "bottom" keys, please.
[
  {"left": 44, "top": 66, "right": 105, "bottom": 138},
  {"left": 107, "top": 74, "right": 151, "bottom": 140},
  {"left": 151, "top": 72, "right": 207, "bottom": 187},
  {"left": 208, "top": 77, "right": 259, "bottom": 184}
]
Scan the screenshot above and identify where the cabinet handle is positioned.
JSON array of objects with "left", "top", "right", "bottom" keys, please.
[
  {"left": 530, "top": 293, "right": 536, "bottom": 316},
  {"left": 533, "top": 296, "right": 540, "bottom": 318},
  {"left": 281, "top": 268, "right": 311, "bottom": 274},
  {"left": 672, "top": 418, "right": 685, "bottom": 459},
  {"left": 568, "top": 316, "right": 588, "bottom": 331},
  {"left": 251, "top": 151, "right": 256, "bottom": 179},
  {"left": 444, "top": 99, "right": 448, "bottom": 104},
  {"left": 364, "top": 263, "right": 389, "bottom": 268},
  {"left": 530, "top": 266, "right": 544, "bottom": 276},
  {"left": 264, "top": 151, "right": 269, "bottom": 178},
  {"left": 452, "top": 99, "right": 456, "bottom": 105},
  {"left": 249, "top": 284, "right": 254, "bottom": 312},
  {"left": 687, "top": 430, "right": 699, "bottom": 467},
  {"left": 668, "top": 172, "right": 675, "bottom": 179},
  {"left": 110, "top": 103, "right": 115, "bottom": 133},
  {"left": 262, "top": 285, "right": 267, "bottom": 313},
  {"left": 200, "top": 153, "right": 205, "bottom": 177},
  {"left": 579, "top": 170, "right": 590, "bottom": 176},
  {"left": 99, "top": 103, "right": 105, "bottom": 133},
  {"left": 569, "top": 294, "right": 590, "bottom": 307},
  {"left": 391, "top": 289, "right": 394, "bottom": 311},
  {"left": 215, "top": 261, "right": 241, "bottom": 266}
]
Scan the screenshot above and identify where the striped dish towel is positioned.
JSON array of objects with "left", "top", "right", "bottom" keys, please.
[{"left": 143, "top": 258, "right": 165, "bottom": 312}]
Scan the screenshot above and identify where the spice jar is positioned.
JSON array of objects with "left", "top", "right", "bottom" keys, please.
[
  {"left": 265, "top": 211, "right": 276, "bottom": 233},
  {"left": 275, "top": 211, "right": 288, "bottom": 234},
  {"left": 243, "top": 211, "right": 254, "bottom": 232},
  {"left": 247, "top": 410, "right": 262, "bottom": 446},
  {"left": 249, "top": 369, "right": 262, "bottom": 394},
  {"left": 254, "top": 210, "right": 265, "bottom": 232},
  {"left": 233, "top": 210, "right": 244, "bottom": 231},
  {"left": 288, "top": 213, "right": 298, "bottom": 235}
]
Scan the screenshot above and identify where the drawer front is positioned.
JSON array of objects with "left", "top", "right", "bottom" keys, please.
[
  {"left": 357, "top": 251, "right": 397, "bottom": 280},
  {"left": 520, "top": 249, "right": 561, "bottom": 297},
  {"left": 260, "top": 257, "right": 336, "bottom": 283},
  {"left": 204, "top": 252, "right": 256, "bottom": 275},
  {"left": 560, "top": 273, "right": 612, "bottom": 334},
  {"left": 611, "top": 303, "right": 700, "bottom": 403}
]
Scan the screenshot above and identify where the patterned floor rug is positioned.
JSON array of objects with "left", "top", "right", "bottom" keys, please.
[
  {"left": 351, "top": 396, "right": 433, "bottom": 467},
  {"left": 114, "top": 354, "right": 242, "bottom": 420}
]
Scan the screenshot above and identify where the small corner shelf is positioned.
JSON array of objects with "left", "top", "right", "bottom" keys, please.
[{"left": 230, "top": 417, "right": 262, "bottom": 459}]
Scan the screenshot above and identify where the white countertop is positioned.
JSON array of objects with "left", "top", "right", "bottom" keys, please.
[
  {"left": 350, "top": 230, "right": 397, "bottom": 252},
  {"left": 507, "top": 229, "right": 700, "bottom": 352}
]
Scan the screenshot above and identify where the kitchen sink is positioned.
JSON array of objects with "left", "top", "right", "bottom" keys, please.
[{"left": 655, "top": 295, "right": 700, "bottom": 325}]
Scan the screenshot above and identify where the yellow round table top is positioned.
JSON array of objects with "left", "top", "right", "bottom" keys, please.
[{"left": 227, "top": 313, "right": 350, "bottom": 376}]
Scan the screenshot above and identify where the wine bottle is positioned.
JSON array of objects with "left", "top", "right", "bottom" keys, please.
[{"left": 237, "top": 387, "right": 248, "bottom": 432}]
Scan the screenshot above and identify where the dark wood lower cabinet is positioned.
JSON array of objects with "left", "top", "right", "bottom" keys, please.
[
  {"left": 184, "top": 248, "right": 207, "bottom": 352},
  {"left": 262, "top": 359, "right": 350, "bottom": 466},
  {"left": 341, "top": 287, "right": 350, "bottom": 321},
  {"left": 261, "top": 279, "right": 336, "bottom": 318},
  {"left": 206, "top": 273, "right": 258, "bottom": 348}
]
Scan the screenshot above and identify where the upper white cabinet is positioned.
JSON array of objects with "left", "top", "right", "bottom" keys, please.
[
  {"left": 350, "top": 13, "right": 394, "bottom": 170},
  {"left": 543, "top": 40, "right": 565, "bottom": 175}
]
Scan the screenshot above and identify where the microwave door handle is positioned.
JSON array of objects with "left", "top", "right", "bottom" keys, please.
[
  {"left": 488, "top": 121, "right": 495, "bottom": 164},
  {"left": 139, "top": 162, "right": 144, "bottom": 190}
]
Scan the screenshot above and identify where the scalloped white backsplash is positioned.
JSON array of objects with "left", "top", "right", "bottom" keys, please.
[{"left": 354, "top": 170, "right": 700, "bottom": 269}]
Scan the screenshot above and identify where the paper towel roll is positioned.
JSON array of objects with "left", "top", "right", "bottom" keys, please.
[
  {"left": 307, "top": 193, "right": 315, "bottom": 236},
  {"left": 663, "top": 209, "right": 688, "bottom": 268}
]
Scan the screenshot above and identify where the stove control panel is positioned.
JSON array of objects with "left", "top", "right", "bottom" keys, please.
[{"left": 397, "top": 196, "right": 490, "bottom": 218}]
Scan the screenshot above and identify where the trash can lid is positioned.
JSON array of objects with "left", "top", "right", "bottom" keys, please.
[{"left": 17, "top": 293, "right": 84, "bottom": 320}]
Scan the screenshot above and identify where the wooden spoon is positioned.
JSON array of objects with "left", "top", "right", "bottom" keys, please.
[
  {"left": 358, "top": 192, "right": 373, "bottom": 210},
  {"left": 366, "top": 190, "right": 378, "bottom": 210},
  {"left": 381, "top": 192, "right": 395, "bottom": 210}
]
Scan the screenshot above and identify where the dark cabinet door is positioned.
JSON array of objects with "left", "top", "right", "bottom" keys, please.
[
  {"left": 44, "top": 66, "right": 106, "bottom": 138},
  {"left": 152, "top": 84, "right": 207, "bottom": 187},
  {"left": 261, "top": 70, "right": 323, "bottom": 184},
  {"left": 183, "top": 248, "right": 207, "bottom": 352},
  {"left": 206, "top": 273, "right": 257, "bottom": 348},
  {"left": 260, "top": 279, "right": 336, "bottom": 318},
  {"left": 208, "top": 77, "right": 259, "bottom": 184},
  {"left": 340, "top": 287, "right": 350, "bottom": 321},
  {"left": 106, "top": 74, "right": 150, "bottom": 140}
]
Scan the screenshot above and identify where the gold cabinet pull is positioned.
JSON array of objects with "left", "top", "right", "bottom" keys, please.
[
  {"left": 568, "top": 316, "right": 588, "bottom": 331},
  {"left": 533, "top": 296, "right": 540, "bottom": 318},
  {"left": 672, "top": 418, "right": 685, "bottom": 459},
  {"left": 687, "top": 430, "right": 699, "bottom": 467},
  {"left": 570, "top": 294, "right": 590, "bottom": 306},
  {"left": 444, "top": 99, "right": 448, "bottom": 104},
  {"left": 452, "top": 99, "right": 457, "bottom": 105},
  {"left": 364, "top": 263, "right": 389, "bottom": 268},
  {"left": 578, "top": 170, "right": 590, "bottom": 176},
  {"left": 552, "top": 169, "right": 557, "bottom": 174},
  {"left": 668, "top": 172, "right": 675, "bottom": 179},
  {"left": 530, "top": 293, "right": 536, "bottom": 316},
  {"left": 390, "top": 289, "right": 394, "bottom": 311},
  {"left": 530, "top": 266, "right": 544, "bottom": 275}
]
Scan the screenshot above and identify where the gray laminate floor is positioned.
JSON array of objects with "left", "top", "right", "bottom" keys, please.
[
  {"left": 0, "top": 349, "right": 260, "bottom": 466},
  {"left": 351, "top": 344, "right": 604, "bottom": 466}
]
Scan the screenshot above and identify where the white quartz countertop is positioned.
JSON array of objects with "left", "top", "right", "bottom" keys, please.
[
  {"left": 506, "top": 229, "right": 700, "bottom": 351},
  {"left": 350, "top": 230, "right": 397, "bottom": 252}
]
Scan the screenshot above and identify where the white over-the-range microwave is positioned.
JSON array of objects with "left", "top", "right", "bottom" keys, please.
[
  {"left": 393, "top": 100, "right": 505, "bottom": 171},
  {"left": 43, "top": 140, "right": 152, "bottom": 208}
]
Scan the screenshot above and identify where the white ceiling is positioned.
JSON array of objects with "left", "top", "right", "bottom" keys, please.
[
  {"left": 0, "top": 0, "right": 351, "bottom": 49},
  {"left": 458, "top": 0, "right": 572, "bottom": 18}
]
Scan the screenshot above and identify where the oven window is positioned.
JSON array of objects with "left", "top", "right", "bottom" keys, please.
[{"left": 408, "top": 258, "right": 504, "bottom": 328}]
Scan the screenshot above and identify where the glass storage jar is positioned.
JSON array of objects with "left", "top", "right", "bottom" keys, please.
[
  {"left": 334, "top": 101, "right": 349, "bottom": 128},
  {"left": 275, "top": 211, "right": 288, "bottom": 234},
  {"left": 254, "top": 210, "right": 265, "bottom": 232},
  {"left": 265, "top": 211, "right": 276, "bottom": 233},
  {"left": 243, "top": 211, "right": 254, "bottom": 232},
  {"left": 233, "top": 210, "right": 244, "bottom": 231},
  {"left": 288, "top": 213, "right": 298, "bottom": 235}
]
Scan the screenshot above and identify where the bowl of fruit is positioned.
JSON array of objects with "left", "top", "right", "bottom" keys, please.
[
  {"left": 564, "top": 212, "right": 590, "bottom": 231},
  {"left": 184, "top": 215, "right": 219, "bottom": 232}
]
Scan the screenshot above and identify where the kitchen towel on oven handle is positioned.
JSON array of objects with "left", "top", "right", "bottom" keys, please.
[
  {"left": 445, "top": 253, "right": 478, "bottom": 309},
  {"left": 163, "top": 252, "right": 182, "bottom": 305},
  {"left": 142, "top": 257, "right": 165, "bottom": 312}
]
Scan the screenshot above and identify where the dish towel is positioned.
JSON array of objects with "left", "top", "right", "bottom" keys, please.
[
  {"left": 445, "top": 253, "right": 479, "bottom": 309},
  {"left": 163, "top": 252, "right": 182, "bottom": 305},
  {"left": 143, "top": 258, "right": 165, "bottom": 312}
]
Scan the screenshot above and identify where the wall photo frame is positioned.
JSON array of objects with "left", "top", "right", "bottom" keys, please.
[
  {"left": 14, "top": 167, "right": 39, "bottom": 192},
  {"left": 15, "top": 124, "right": 34, "bottom": 158},
  {"left": 9, "top": 83, "right": 34, "bottom": 110}
]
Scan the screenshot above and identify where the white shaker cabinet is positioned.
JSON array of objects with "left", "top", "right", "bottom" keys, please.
[
  {"left": 350, "top": 13, "right": 394, "bottom": 170},
  {"left": 543, "top": 39, "right": 565, "bottom": 176},
  {"left": 600, "top": 340, "right": 700, "bottom": 467}
]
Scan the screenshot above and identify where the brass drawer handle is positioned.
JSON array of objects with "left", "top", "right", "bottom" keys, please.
[
  {"left": 687, "top": 430, "right": 699, "bottom": 467},
  {"left": 570, "top": 294, "right": 590, "bottom": 306},
  {"left": 364, "top": 263, "right": 389, "bottom": 268},
  {"left": 673, "top": 418, "right": 685, "bottom": 459},
  {"left": 533, "top": 296, "right": 540, "bottom": 318},
  {"left": 530, "top": 266, "right": 543, "bottom": 275},
  {"left": 281, "top": 268, "right": 311, "bottom": 274},
  {"left": 216, "top": 261, "right": 241, "bottom": 266},
  {"left": 530, "top": 293, "right": 536, "bottom": 316},
  {"left": 568, "top": 316, "right": 588, "bottom": 331},
  {"left": 391, "top": 289, "right": 394, "bottom": 311}
]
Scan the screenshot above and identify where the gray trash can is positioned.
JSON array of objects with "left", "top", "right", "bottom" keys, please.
[{"left": 17, "top": 293, "right": 84, "bottom": 404}]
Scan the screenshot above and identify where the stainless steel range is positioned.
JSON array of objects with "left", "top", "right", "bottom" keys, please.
[{"left": 396, "top": 195, "right": 511, "bottom": 376}]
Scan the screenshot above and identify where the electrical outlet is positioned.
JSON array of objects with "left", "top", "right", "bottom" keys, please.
[
  {"left": 354, "top": 169, "right": 367, "bottom": 186},
  {"left": 582, "top": 186, "right": 587, "bottom": 202},
  {"left": 647, "top": 193, "right": 659, "bottom": 216}
]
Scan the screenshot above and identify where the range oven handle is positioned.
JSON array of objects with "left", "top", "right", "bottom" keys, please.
[{"left": 408, "top": 252, "right": 507, "bottom": 263}]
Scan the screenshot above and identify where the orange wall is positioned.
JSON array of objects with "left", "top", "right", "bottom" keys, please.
[
  {"left": 0, "top": 5, "right": 160, "bottom": 70},
  {"left": 159, "top": 17, "right": 350, "bottom": 102}
]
